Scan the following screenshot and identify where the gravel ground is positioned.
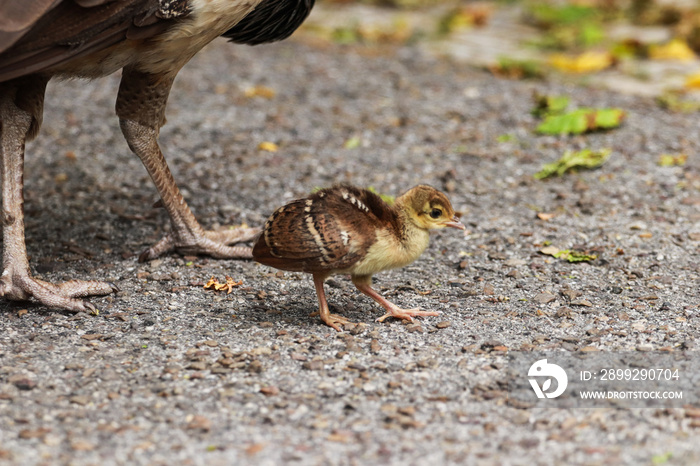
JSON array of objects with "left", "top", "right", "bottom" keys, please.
[{"left": 1, "top": 30, "right": 699, "bottom": 465}]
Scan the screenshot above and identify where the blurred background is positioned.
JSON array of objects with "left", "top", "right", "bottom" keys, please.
[{"left": 294, "top": 0, "right": 700, "bottom": 106}]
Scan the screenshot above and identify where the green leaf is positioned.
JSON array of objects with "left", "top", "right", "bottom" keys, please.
[
  {"left": 651, "top": 452, "right": 673, "bottom": 465},
  {"left": 343, "top": 136, "right": 361, "bottom": 149},
  {"left": 553, "top": 249, "right": 597, "bottom": 263},
  {"left": 593, "top": 108, "right": 626, "bottom": 129},
  {"left": 537, "top": 108, "right": 625, "bottom": 135},
  {"left": 534, "top": 148, "right": 611, "bottom": 179},
  {"left": 532, "top": 94, "right": 570, "bottom": 117}
]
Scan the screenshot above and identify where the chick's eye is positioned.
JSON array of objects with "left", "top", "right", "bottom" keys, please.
[{"left": 430, "top": 208, "right": 442, "bottom": 219}]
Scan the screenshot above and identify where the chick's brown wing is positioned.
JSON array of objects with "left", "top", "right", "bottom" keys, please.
[{"left": 253, "top": 195, "right": 374, "bottom": 274}]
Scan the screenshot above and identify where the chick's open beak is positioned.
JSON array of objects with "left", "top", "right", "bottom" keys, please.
[{"left": 444, "top": 216, "right": 466, "bottom": 230}]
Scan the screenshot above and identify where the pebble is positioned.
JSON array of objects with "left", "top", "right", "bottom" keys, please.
[
  {"left": 570, "top": 299, "right": 593, "bottom": 307},
  {"left": 9, "top": 376, "right": 36, "bottom": 391},
  {"left": 186, "top": 415, "right": 211, "bottom": 432},
  {"left": 436, "top": 321, "right": 451, "bottom": 329},
  {"left": 534, "top": 292, "right": 556, "bottom": 304},
  {"left": 302, "top": 360, "right": 323, "bottom": 371}
]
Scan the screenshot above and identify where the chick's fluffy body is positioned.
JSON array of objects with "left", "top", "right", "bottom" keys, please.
[{"left": 253, "top": 185, "right": 454, "bottom": 277}]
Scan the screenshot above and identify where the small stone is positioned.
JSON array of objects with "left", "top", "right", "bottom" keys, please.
[
  {"left": 506, "top": 270, "right": 523, "bottom": 279},
  {"left": 504, "top": 259, "right": 526, "bottom": 267},
  {"left": 555, "top": 307, "right": 573, "bottom": 318},
  {"left": 260, "top": 386, "right": 279, "bottom": 396},
  {"left": 483, "top": 284, "right": 495, "bottom": 296},
  {"left": 247, "top": 360, "right": 264, "bottom": 373},
  {"left": 302, "top": 360, "right": 323, "bottom": 371},
  {"left": 436, "top": 321, "right": 451, "bottom": 329},
  {"left": 561, "top": 289, "right": 582, "bottom": 301},
  {"left": 186, "top": 415, "right": 211, "bottom": 432},
  {"left": 200, "top": 340, "right": 218, "bottom": 347},
  {"left": 9, "top": 375, "right": 36, "bottom": 391},
  {"left": 370, "top": 339, "right": 381, "bottom": 354},
  {"left": 70, "top": 440, "right": 95, "bottom": 451},
  {"left": 406, "top": 324, "right": 423, "bottom": 333},
  {"left": 19, "top": 427, "right": 50, "bottom": 439},
  {"left": 69, "top": 395, "right": 91, "bottom": 406},
  {"left": 570, "top": 299, "right": 593, "bottom": 307},
  {"left": 636, "top": 344, "right": 653, "bottom": 352},
  {"left": 534, "top": 292, "right": 556, "bottom": 304},
  {"left": 187, "top": 362, "right": 207, "bottom": 371},
  {"left": 349, "top": 323, "right": 367, "bottom": 335}
]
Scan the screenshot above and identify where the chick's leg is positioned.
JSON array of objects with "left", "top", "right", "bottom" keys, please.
[
  {"left": 352, "top": 275, "right": 441, "bottom": 323},
  {"left": 312, "top": 274, "right": 353, "bottom": 331},
  {"left": 116, "top": 69, "right": 258, "bottom": 262},
  {"left": 0, "top": 78, "right": 115, "bottom": 312}
]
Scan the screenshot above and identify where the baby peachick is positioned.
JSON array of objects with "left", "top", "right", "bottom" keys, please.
[{"left": 253, "top": 185, "right": 465, "bottom": 331}]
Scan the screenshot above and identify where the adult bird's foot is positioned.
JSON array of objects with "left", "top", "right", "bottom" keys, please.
[
  {"left": 0, "top": 270, "right": 117, "bottom": 313},
  {"left": 139, "top": 227, "right": 260, "bottom": 262},
  {"left": 376, "top": 307, "right": 441, "bottom": 323}
]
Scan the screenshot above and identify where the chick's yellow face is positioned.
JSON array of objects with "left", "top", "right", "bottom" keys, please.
[
  {"left": 400, "top": 185, "right": 466, "bottom": 231},
  {"left": 415, "top": 199, "right": 465, "bottom": 230}
]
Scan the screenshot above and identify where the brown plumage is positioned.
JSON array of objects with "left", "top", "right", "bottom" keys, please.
[
  {"left": 0, "top": 0, "right": 313, "bottom": 312},
  {"left": 253, "top": 185, "right": 466, "bottom": 331}
]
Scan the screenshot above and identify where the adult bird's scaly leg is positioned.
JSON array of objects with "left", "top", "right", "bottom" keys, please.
[
  {"left": 352, "top": 276, "right": 441, "bottom": 323},
  {"left": 313, "top": 273, "right": 353, "bottom": 331},
  {"left": 0, "top": 78, "right": 115, "bottom": 312},
  {"left": 116, "top": 68, "right": 258, "bottom": 262}
]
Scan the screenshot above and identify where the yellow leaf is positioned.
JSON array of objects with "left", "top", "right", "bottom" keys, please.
[
  {"left": 649, "top": 39, "right": 696, "bottom": 61},
  {"left": 658, "top": 153, "right": 687, "bottom": 167},
  {"left": 685, "top": 71, "right": 700, "bottom": 89},
  {"left": 258, "top": 142, "right": 278, "bottom": 152},
  {"left": 549, "top": 51, "right": 613, "bottom": 74},
  {"left": 244, "top": 85, "right": 276, "bottom": 99}
]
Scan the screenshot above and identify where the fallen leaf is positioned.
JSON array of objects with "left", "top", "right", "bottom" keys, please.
[
  {"left": 540, "top": 247, "right": 596, "bottom": 262},
  {"left": 549, "top": 51, "right": 613, "bottom": 73},
  {"left": 532, "top": 94, "right": 570, "bottom": 118},
  {"left": 554, "top": 250, "right": 597, "bottom": 263},
  {"left": 204, "top": 276, "right": 243, "bottom": 294},
  {"left": 258, "top": 141, "right": 278, "bottom": 152},
  {"left": 535, "top": 148, "right": 611, "bottom": 179},
  {"left": 649, "top": 39, "right": 696, "bottom": 61},
  {"left": 438, "top": 4, "right": 492, "bottom": 34},
  {"left": 537, "top": 109, "right": 625, "bottom": 135},
  {"left": 488, "top": 58, "right": 544, "bottom": 80},
  {"left": 343, "top": 136, "right": 361, "bottom": 149},
  {"left": 658, "top": 153, "right": 688, "bottom": 167},
  {"left": 685, "top": 72, "right": 700, "bottom": 89},
  {"left": 244, "top": 85, "right": 276, "bottom": 99}
]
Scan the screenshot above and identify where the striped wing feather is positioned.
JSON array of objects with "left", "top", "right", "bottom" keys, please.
[{"left": 253, "top": 186, "right": 392, "bottom": 274}]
